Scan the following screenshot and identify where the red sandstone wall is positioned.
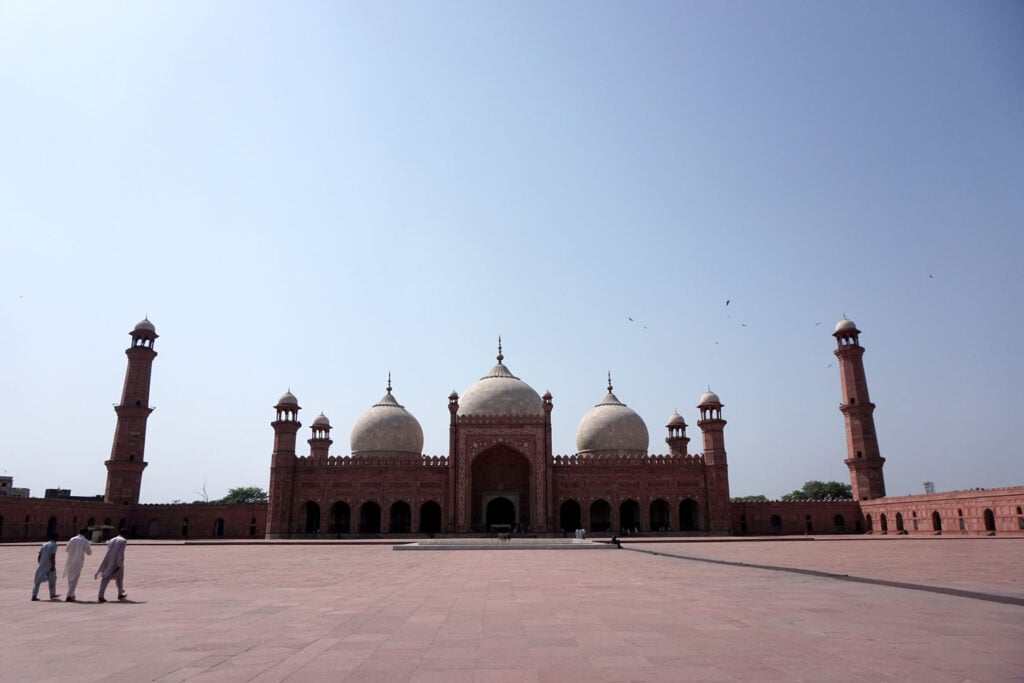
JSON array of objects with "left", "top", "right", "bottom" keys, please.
[
  {"left": 0, "top": 497, "right": 266, "bottom": 542},
  {"left": 550, "top": 456, "right": 726, "bottom": 533},
  {"left": 859, "top": 486, "right": 1024, "bottom": 536},
  {"left": 730, "top": 500, "right": 864, "bottom": 535}
]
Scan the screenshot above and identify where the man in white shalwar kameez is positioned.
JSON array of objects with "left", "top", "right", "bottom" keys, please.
[
  {"left": 94, "top": 531, "right": 127, "bottom": 603},
  {"left": 63, "top": 528, "right": 92, "bottom": 602}
]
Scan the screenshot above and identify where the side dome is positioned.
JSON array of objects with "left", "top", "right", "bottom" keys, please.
[
  {"left": 277, "top": 390, "right": 299, "bottom": 407},
  {"left": 350, "top": 380, "right": 424, "bottom": 457},
  {"left": 576, "top": 377, "right": 649, "bottom": 456},
  {"left": 457, "top": 346, "right": 544, "bottom": 418},
  {"left": 134, "top": 318, "right": 156, "bottom": 334},
  {"left": 312, "top": 412, "right": 331, "bottom": 427}
]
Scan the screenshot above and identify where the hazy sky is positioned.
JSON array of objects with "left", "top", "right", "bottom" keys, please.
[{"left": 1, "top": 2, "right": 1021, "bottom": 504}]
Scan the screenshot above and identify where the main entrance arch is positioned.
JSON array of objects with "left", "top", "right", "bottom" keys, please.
[{"left": 471, "top": 445, "right": 531, "bottom": 532}]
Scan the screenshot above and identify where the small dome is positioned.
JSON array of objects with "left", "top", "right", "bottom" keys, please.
[
  {"left": 312, "top": 413, "right": 331, "bottom": 427},
  {"left": 350, "top": 383, "right": 424, "bottom": 457},
  {"left": 457, "top": 351, "right": 544, "bottom": 418},
  {"left": 699, "top": 390, "right": 721, "bottom": 406},
  {"left": 835, "top": 318, "right": 857, "bottom": 333},
  {"left": 666, "top": 411, "right": 686, "bottom": 427},
  {"left": 134, "top": 318, "right": 156, "bottom": 334},
  {"left": 277, "top": 391, "right": 298, "bottom": 407},
  {"left": 576, "top": 380, "right": 649, "bottom": 455}
]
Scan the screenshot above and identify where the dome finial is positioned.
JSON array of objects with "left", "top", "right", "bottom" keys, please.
[
  {"left": 607, "top": 371, "right": 613, "bottom": 393},
  {"left": 386, "top": 372, "right": 392, "bottom": 394},
  {"left": 497, "top": 335, "right": 504, "bottom": 364}
]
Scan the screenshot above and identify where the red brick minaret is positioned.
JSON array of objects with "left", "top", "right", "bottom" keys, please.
[
  {"left": 266, "top": 391, "right": 301, "bottom": 537},
  {"left": 308, "top": 412, "right": 333, "bottom": 460},
  {"left": 104, "top": 318, "right": 158, "bottom": 505},
  {"left": 665, "top": 411, "right": 690, "bottom": 456},
  {"left": 834, "top": 317, "right": 886, "bottom": 500},
  {"left": 697, "top": 390, "right": 731, "bottom": 532}
]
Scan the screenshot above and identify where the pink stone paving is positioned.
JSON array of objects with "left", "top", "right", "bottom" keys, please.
[{"left": 1, "top": 538, "right": 1022, "bottom": 681}]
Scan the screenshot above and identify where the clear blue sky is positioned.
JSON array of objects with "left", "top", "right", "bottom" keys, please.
[{"left": 1, "top": 2, "right": 1021, "bottom": 503}]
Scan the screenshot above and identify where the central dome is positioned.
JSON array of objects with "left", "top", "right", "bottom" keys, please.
[
  {"left": 457, "top": 347, "right": 544, "bottom": 418},
  {"left": 576, "top": 377, "right": 649, "bottom": 455},
  {"left": 350, "top": 380, "right": 424, "bottom": 457}
]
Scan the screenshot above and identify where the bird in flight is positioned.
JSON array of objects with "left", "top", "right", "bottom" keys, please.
[{"left": 725, "top": 299, "right": 730, "bottom": 306}]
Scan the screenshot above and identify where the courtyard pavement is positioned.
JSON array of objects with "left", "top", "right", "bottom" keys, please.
[{"left": 1, "top": 537, "right": 1021, "bottom": 682}]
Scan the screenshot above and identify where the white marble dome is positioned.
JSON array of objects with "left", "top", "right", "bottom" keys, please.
[
  {"left": 134, "top": 318, "right": 156, "bottom": 334},
  {"left": 350, "top": 384, "right": 423, "bottom": 457},
  {"left": 457, "top": 354, "right": 544, "bottom": 418},
  {"left": 576, "top": 381, "right": 649, "bottom": 455},
  {"left": 699, "top": 390, "right": 721, "bottom": 406},
  {"left": 835, "top": 318, "right": 857, "bottom": 333}
]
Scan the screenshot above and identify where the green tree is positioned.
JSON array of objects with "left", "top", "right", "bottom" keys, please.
[
  {"left": 215, "top": 486, "right": 269, "bottom": 505},
  {"left": 781, "top": 480, "right": 852, "bottom": 501},
  {"left": 731, "top": 495, "right": 768, "bottom": 502}
]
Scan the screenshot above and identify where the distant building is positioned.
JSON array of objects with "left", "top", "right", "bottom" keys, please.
[
  {"left": 0, "top": 476, "right": 30, "bottom": 498},
  {"left": 1, "top": 318, "right": 1021, "bottom": 542}
]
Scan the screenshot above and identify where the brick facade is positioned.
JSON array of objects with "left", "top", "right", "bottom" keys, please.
[{"left": 2, "top": 318, "right": 1021, "bottom": 543}]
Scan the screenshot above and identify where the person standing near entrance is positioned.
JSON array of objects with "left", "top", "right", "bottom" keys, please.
[
  {"left": 94, "top": 530, "right": 128, "bottom": 603},
  {"left": 63, "top": 528, "right": 92, "bottom": 602},
  {"left": 31, "top": 532, "right": 60, "bottom": 601}
]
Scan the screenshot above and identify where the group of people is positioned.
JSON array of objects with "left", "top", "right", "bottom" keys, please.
[{"left": 31, "top": 529, "right": 128, "bottom": 603}]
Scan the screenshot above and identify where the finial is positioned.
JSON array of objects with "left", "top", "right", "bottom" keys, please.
[
  {"left": 497, "top": 335, "right": 504, "bottom": 363},
  {"left": 607, "top": 371, "right": 613, "bottom": 393},
  {"left": 386, "top": 372, "right": 392, "bottom": 394},
  {"left": 707, "top": 385, "right": 712, "bottom": 392}
]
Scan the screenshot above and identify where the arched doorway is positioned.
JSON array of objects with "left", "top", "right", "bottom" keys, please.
[
  {"left": 865, "top": 513, "right": 873, "bottom": 532},
  {"left": 649, "top": 499, "right": 670, "bottom": 531},
  {"left": 47, "top": 517, "right": 58, "bottom": 536},
  {"left": 329, "top": 502, "right": 351, "bottom": 533},
  {"left": 770, "top": 515, "right": 783, "bottom": 534},
  {"left": 485, "top": 497, "right": 516, "bottom": 531},
  {"left": 590, "top": 500, "right": 611, "bottom": 532},
  {"left": 420, "top": 501, "right": 442, "bottom": 533},
  {"left": 880, "top": 513, "right": 888, "bottom": 533},
  {"left": 147, "top": 520, "right": 160, "bottom": 537},
  {"left": 560, "top": 500, "right": 581, "bottom": 533},
  {"left": 213, "top": 519, "right": 225, "bottom": 537},
  {"left": 620, "top": 499, "right": 641, "bottom": 532},
  {"left": 932, "top": 510, "right": 942, "bottom": 532},
  {"left": 390, "top": 501, "right": 411, "bottom": 533},
  {"left": 0, "top": 514, "right": 4, "bottom": 540},
  {"left": 833, "top": 514, "right": 846, "bottom": 533},
  {"left": 360, "top": 501, "right": 381, "bottom": 533},
  {"left": 984, "top": 508, "right": 996, "bottom": 532},
  {"left": 895, "top": 513, "right": 904, "bottom": 532},
  {"left": 298, "top": 501, "right": 320, "bottom": 534},
  {"left": 679, "top": 499, "right": 700, "bottom": 531},
  {"left": 471, "top": 445, "right": 531, "bottom": 532}
]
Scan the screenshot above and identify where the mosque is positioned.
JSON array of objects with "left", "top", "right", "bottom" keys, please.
[{"left": 1, "top": 318, "right": 1022, "bottom": 541}]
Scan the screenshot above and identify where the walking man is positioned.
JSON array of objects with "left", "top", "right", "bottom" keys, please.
[
  {"left": 64, "top": 528, "right": 92, "bottom": 602},
  {"left": 31, "top": 532, "right": 60, "bottom": 601},
  {"left": 95, "top": 530, "right": 128, "bottom": 603}
]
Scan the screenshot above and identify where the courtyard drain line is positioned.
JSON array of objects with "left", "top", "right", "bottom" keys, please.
[{"left": 622, "top": 546, "right": 1024, "bottom": 607}]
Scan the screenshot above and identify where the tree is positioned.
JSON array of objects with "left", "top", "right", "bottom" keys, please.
[
  {"left": 731, "top": 495, "right": 768, "bottom": 502},
  {"left": 781, "top": 480, "right": 852, "bottom": 501},
  {"left": 215, "top": 486, "right": 269, "bottom": 505}
]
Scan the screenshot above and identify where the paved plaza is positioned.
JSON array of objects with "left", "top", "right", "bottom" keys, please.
[{"left": 1, "top": 537, "right": 1021, "bottom": 682}]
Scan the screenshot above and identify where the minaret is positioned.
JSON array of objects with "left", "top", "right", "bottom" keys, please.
[
  {"left": 698, "top": 389, "right": 731, "bottom": 532},
  {"left": 266, "top": 390, "right": 301, "bottom": 537},
  {"left": 665, "top": 411, "right": 689, "bottom": 456},
  {"left": 308, "top": 412, "right": 333, "bottom": 459},
  {"left": 697, "top": 389, "right": 727, "bottom": 465},
  {"left": 834, "top": 317, "right": 886, "bottom": 500},
  {"left": 104, "top": 318, "right": 157, "bottom": 506}
]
